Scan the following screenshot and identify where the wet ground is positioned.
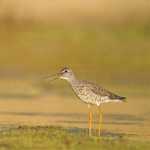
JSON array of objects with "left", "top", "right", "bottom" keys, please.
[
  {"left": 0, "top": 78, "right": 149, "bottom": 139},
  {"left": 0, "top": 81, "right": 149, "bottom": 140}
]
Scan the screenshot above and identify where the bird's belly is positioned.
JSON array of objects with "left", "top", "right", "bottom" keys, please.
[{"left": 72, "top": 87, "right": 101, "bottom": 105}]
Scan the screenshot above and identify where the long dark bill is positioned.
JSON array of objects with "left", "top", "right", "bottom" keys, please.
[{"left": 43, "top": 73, "right": 60, "bottom": 82}]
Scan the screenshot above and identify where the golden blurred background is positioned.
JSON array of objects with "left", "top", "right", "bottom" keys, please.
[
  {"left": 0, "top": 0, "right": 149, "bottom": 134},
  {"left": 0, "top": 0, "right": 150, "bottom": 23},
  {"left": 0, "top": 0, "right": 149, "bottom": 80}
]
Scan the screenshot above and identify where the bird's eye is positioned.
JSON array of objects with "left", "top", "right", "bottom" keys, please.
[{"left": 64, "top": 70, "right": 68, "bottom": 73}]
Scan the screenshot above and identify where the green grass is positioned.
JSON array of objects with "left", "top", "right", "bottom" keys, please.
[{"left": 0, "top": 126, "right": 149, "bottom": 150}]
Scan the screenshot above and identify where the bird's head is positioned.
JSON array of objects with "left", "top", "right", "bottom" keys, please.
[
  {"left": 45, "top": 67, "right": 75, "bottom": 82},
  {"left": 57, "top": 67, "right": 74, "bottom": 81}
]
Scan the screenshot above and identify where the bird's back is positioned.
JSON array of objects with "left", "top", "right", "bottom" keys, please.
[{"left": 71, "top": 80, "right": 126, "bottom": 106}]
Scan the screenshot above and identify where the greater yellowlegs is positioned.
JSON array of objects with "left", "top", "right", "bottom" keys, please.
[{"left": 47, "top": 67, "right": 126, "bottom": 136}]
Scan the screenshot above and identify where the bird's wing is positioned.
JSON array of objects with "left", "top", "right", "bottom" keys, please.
[{"left": 85, "top": 81, "right": 125, "bottom": 100}]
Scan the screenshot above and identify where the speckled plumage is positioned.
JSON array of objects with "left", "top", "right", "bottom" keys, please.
[
  {"left": 70, "top": 80, "right": 126, "bottom": 106},
  {"left": 57, "top": 67, "right": 126, "bottom": 106}
]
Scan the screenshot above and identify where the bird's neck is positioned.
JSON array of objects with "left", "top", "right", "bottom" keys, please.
[{"left": 66, "top": 75, "right": 78, "bottom": 85}]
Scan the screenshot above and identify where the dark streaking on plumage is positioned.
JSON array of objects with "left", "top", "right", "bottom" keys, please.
[{"left": 55, "top": 67, "right": 126, "bottom": 106}]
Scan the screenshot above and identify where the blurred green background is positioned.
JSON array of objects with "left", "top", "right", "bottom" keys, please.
[
  {"left": 0, "top": 0, "right": 149, "bottom": 129},
  {"left": 0, "top": 0, "right": 150, "bottom": 85}
]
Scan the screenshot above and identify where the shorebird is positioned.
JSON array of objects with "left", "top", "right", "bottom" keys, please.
[{"left": 47, "top": 67, "right": 126, "bottom": 136}]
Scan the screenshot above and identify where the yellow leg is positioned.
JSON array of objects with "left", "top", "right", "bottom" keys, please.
[
  {"left": 98, "top": 106, "right": 102, "bottom": 136},
  {"left": 88, "top": 104, "right": 92, "bottom": 136}
]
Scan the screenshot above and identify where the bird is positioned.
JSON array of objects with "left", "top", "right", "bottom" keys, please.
[{"left": 47, "top": 67, "right": 126, "bottom": 136}]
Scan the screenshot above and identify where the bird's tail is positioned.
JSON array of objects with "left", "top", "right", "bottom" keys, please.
[{"left": 117, "top": 96, "right": 127, "bottom": 102}]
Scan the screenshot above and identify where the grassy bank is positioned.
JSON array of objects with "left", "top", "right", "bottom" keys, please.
[{"left": 0, "top": 126, "right": 149, "bottom": 150}]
